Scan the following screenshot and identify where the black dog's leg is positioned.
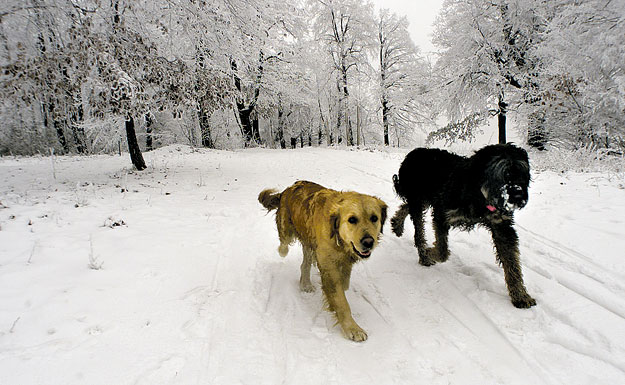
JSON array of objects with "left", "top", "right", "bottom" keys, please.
[
  {"left": 488, "top": 223, "right": 536, "bottom": 308},
  {"left": 430, "top": 207, "right": 450, "bottom": 263},
  {"left": 391, "top": 203, "right": 410, "bottom": 236},
  {"left": 409, "top": 202, "right": 435, "bottom": 266}
]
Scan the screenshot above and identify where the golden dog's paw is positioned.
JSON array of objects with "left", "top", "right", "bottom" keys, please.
[
  {"left": 299, "top": 281, "right": 315, "bottom": 293},
  {"left": 342, "top": 324, "right": 368, "bottom": 342},
  {"left": 278, "top": 244, "right": 289, "bottom": 257}
]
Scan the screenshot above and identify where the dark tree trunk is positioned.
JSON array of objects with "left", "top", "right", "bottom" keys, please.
[
  {"left": 290, "top": 138, "right": 297, "bottom": 149},
  {"left": 232, "top": 58, "right": 262, "bottom": 147},
  {"left": 237, "top": 106, "right": 259, "bottom": 147},
  {"left": 335, "top": 99, "right": 342, "bottom": 145},
  {"left": 347, "top": 117, "right": 354, "bottom": 146},
  {"left": 49, "top": 101, "right": 69, "bottom": 154},
  {"left": 71, "top": 103, "right": 85, "bottom": 153},
  {"left": 277, "top": 108, "right": 286, "bottom": 149},
  {"left": 238, "top": 106, "right": 252, "bottom": 144},
  {"left": 252, "top": 116, "right": 260, "bottom": 144},
  {"left": 382, "top": 96, "right": 390, "bottom": 146},
  {"left": 125, "top": 116, "right": 146, "bottom": 170},
  {"left": 145, "top": 113, "right": 154, "bottom": 150},
  {"left": 498, "top": 97, "right": 507, "bottom": 144},
  {"left": 527, "top": 111, "right": 546, "bottom": 150},
  {"left": 198, "top": 108, "right": 214, "bottom": 148},
  {"left": 340, "top": 69, "right": 353, "bottom": 146},
  {"left": 318, "top": 127, "right": 323, "bottom": 146}
]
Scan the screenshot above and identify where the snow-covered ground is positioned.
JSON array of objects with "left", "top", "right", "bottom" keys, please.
[{"left": 1, "top": 146, "right": 624, "bottom": 385}]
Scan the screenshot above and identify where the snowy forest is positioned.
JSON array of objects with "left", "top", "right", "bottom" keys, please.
[
  {"left": 1, "top": 0, "right": 624, "bottom": 165},
  {"left": 2, "top": 1, "right": 625, "bottom": 384}
]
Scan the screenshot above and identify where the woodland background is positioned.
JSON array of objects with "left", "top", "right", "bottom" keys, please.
[{"left": 1, "top": 0, "right": 624, "bottom": 168}]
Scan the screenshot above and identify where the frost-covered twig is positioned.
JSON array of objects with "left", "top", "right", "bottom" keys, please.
[
  {"left": 9, "top": 316, "right": 20, "bottom": 333},
  {"left": 49, "top": 148, "right": 57, "bottom": 180},
  {"left": 88, "top": 235, "right": 104, "bottom": 270},
  {"left": 27, "top": 241, "right": 36, "bottom": 264},
  {"left": 197, "top": 171, "right": 205, "bottom": 187}
]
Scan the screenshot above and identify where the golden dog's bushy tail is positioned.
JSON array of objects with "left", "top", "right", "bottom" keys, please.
[{"left": 258, "top": 188, "right": 281, "bottom": 211}]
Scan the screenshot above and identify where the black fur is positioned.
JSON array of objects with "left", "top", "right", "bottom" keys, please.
[{"left": 391, "top": 144, "right": 536, "bottom": 308}]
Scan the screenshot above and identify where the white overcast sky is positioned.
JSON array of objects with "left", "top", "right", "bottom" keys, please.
[{"left": 370, "top": 0, "right": 445, "bottom": 57}]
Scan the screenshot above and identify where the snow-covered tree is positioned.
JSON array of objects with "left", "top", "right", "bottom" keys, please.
[
  {"left": 535, "top": 0, "right": 625, "bottom": 151},
  {"left": 376, "top": 9, "right": 431, "bottom": 146},
  {"left": 311, "top": 0, "right": 375, "bottom": 145},
  {"left": 432, "top": 0, "right": 544, "bottom": 144}
]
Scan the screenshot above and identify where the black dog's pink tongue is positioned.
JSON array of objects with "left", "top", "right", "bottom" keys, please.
[{"left": 486, "top": 205, "right": 497, "bottom": 212}]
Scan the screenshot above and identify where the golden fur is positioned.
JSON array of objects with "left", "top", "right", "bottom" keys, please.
[{"left": 259, "top": 181, "right": 387, "bottom": 342}]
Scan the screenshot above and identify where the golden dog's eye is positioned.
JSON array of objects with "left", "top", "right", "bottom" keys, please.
[
  {"left": 348, "top": 216, "right": 358, "bottom": 224},
  {"left": 370, "top": 215, "right": 378, "bottom": 223}
]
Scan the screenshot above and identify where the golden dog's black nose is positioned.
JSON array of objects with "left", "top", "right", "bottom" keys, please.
[{"left": 361, "top": 236, "right": 374, "bottom": 249}]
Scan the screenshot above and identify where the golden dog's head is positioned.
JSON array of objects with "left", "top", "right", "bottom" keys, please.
[{"left": 330, "top": 192, "right": 387, "bottom": 260}]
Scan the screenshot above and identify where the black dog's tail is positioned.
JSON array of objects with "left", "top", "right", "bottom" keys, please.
[
  {"left": 392, "top": 174, "right": 402, "bottom": 196},
  {"left": 390, "top": 203, "right": 410, "bottom": 237},
  {"left": 258, "top": 189, "right": 281, "bottom": 211},
  {"left": 390, "top": 174, "right": 409, "bottom": 236}
]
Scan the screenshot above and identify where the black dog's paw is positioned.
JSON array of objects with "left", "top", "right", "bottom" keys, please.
[
  {"left": 512, "top": 295, "right": 537, "bottom": 308},
  {"left": 419, "top": 248, "right": 439, "bottom": 266},
  {"left": 419, "top": 257, "right": 436, "bottom": 266}
]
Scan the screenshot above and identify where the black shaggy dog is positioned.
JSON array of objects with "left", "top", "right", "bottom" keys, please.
[{"left": 391, "top": 144, "right": 536, "bottom": 308}]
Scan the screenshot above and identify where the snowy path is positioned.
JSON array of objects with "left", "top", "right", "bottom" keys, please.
[{"left": 1, "top": 146, "right": 624, "bottom": 384}]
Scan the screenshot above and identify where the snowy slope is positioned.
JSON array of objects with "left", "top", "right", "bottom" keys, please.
[{"left": 1, "top": 146, "right": 624, "bottom": 385}]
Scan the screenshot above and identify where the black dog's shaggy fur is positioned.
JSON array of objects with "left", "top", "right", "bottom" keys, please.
[{"left": 391, "top": 144, "right": 536, "bottom": 308}]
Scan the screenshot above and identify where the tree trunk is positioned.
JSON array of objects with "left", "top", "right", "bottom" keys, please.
[
  {"left": 232, "top": 58, "right": 262, "bottom": 147},
  {"left": 125, "top": 116, "right": 146, "bottom": 170},
  {"left": 277, "top": 108, "right": 286, "bottom": 149},
  {"left": 335, "top": 96, "right": 343, "bottom": 145},
  {"left": 318, "top": 122, "right": 323, "bottom": 146},
  {"left": 252, "top": 115, "right": 260, "bottom": 144},
  {"left": 238, "top": 106, "right": 254, "bottom": 146},
  {"left": 71, "top": 103, "right": 85, "bottom": 153},
  {"left": 498, "top": 97, "right": 507, "bottom": 144},
  {"left": 50, "top": 102, "right": 69, "bottom": 154},
  {"left": 347, "top": 117, "right": 354, "bottom": 146},
  {"left": 145, "top": 113, "right": 154, "bottom": 150},
  {"left": 382, "top": 96, "right": 390, "bottom": 146},
  {"left": 527, "top": 110, "right": 546, "bottom": 150},
  {"left": 198, "top": 108, "right": 214, "bottom": 148},
  {"left": 356, "top": 104, "right": 361, "bottom": 146},
  {"left": 340, "top": 69, "right": 353, "bottom": 146}
]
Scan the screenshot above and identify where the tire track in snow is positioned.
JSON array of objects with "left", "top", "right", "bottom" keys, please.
[
  {"left": 254, "top": 255, "right": 344, "bottom": 385},
  {"left": 356, "top": 264, "right": 393, "bottom": 326},
  {"left": 514, "top": 225, "right": 625, "bottom": 378},
  {"left": 517, "top": 224, "right": 625, "bottom": 287},
  {"left": 537, "top": 300, "right": 625, "bottom": 377},
  {"left": 381, "top": 234, "right": 553, "bottom": 385},
  {"left": 395, "top": 240, "right": 554, "bottom": 385},
  {"left": 431, "top": 268, "right": 552, "bottom": 385},
  {"left": 517, "top": 224, "right": 625, "bottom": 321}
]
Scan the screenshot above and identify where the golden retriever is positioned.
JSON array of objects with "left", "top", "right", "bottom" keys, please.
[{"left": 258, "top": 181, "right": 387, "bottom": 342}]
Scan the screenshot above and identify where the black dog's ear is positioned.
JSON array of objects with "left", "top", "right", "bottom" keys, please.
[{"left": 330, "top": 213, "right": 340, "bottom": 239}]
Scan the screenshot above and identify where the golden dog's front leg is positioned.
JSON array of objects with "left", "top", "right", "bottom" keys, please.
[{"left": 319, "top": 263, "right": 367, "bottom": 342}]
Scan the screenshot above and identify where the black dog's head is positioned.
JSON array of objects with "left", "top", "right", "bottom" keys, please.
[{"left": 473, "top": 144, "right": 530, "bottom": 216}]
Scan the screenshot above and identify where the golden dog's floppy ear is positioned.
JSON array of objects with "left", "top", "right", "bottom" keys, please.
[
  {"left": 379, "top": 201, "right": 388, "bottom": 234},
  {"left": 330, "top": 212, "right": 340, "bottom": 239}
]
